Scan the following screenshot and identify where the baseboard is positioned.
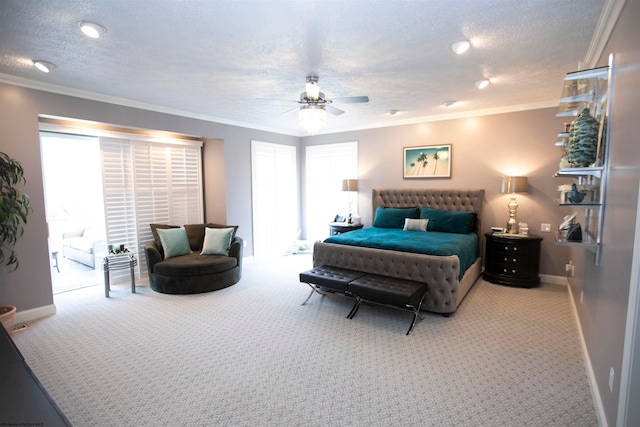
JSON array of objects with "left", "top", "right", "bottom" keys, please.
[
  {"left": 15, "top": 304, "right": 57, "bottom": 326},
  {"left": 566, "top": 279, "right": 608, "bottom": 427},
  {"left": 540, "top": 273, "right": 568, "bottom": 285}
]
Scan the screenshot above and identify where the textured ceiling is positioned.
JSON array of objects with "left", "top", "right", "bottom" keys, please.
[{"left": 0, "top": 0, "right": 608, "bottom": 136}]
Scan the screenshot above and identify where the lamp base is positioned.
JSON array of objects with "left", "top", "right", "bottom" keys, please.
[{"left": 507, "top": 194, "right": 519, "bottom": 234}]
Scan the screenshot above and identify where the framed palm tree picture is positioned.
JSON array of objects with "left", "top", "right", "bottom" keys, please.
[{"left": 403, "top": 144, "right": 451, "bottom": 178}]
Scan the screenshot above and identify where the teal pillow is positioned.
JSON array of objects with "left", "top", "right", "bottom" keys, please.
[
  {"left": 201, "top": 227, "right": 234, "bottom": 256},
  {"left": 420, "top": 207, "right": 476, "bottom": 234},
  {"left": 373, "top": 206, "right": 420, "bottom": 228},
  {"left": 157, "top": 227, "right": 193, "bottom": 259}
]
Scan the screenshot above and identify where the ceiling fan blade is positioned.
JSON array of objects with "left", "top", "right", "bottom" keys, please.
[
  {"left": 280, "top": 106, "right": 301, "bottom": 116},
  {"left": 331, "top": 95, "right": 369, "bottom": 104},
  {"left": 256, "top": 97, "right": 300, "bottom": 103},
  {"left": 326, "top": 105, "right": 345, "bottom": 116}
]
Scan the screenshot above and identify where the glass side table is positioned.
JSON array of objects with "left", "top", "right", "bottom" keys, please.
[{"left": 101, "top": 253, "right": 137, "bottom": 298}]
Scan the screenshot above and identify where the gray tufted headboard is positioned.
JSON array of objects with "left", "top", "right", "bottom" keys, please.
[{"left": 372, "top": 188, "right": 485, "bottom": 242}]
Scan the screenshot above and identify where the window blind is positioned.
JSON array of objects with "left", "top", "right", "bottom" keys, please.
[{"left": 100, "top": 137, "right": 203, "bottom": 279}]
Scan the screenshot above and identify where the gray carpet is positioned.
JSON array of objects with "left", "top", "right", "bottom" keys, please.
[{"left": 12, "top": 254, "right": 597, "bottom": 426}]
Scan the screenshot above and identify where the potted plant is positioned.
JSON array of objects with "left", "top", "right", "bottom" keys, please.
[{"left": 0, "top": 152, "right": 32, "bottom": 332}]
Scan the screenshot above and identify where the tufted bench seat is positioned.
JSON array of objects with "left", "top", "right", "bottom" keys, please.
[
  {"left": 347, "top": 274, "right": 428, "bottom": 335},
  {"left": 299, "top": 266, "right": 428, "bottom": 334},
  {"left": 299, "top": 265, "right": 366, "bottom": 306}
]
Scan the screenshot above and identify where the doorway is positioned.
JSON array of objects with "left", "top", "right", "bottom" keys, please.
[{"left": 40, "top": 132, "right": 106, "bottom": 293}]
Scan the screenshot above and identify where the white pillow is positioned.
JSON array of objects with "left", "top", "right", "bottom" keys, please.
[
  {"left": 201, "top": 227, "right": 235, "bottom": 256},
  {"left": 403, "top": 218, "right": 429, "bottom": 232}
]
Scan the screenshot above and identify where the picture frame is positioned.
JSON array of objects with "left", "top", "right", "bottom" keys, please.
[{"left": 403, "top": 144, "right": 451, "bottom": 178}]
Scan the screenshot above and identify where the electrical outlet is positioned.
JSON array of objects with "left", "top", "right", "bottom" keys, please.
[
  {"left": 541, "top": 223, "right": 551, "bottom": 233},
  {"left": 565, "top": 259, "right": 575, "bottom": 276},
  {"left": 609, "top": 367, "right": 615, "bottom": 392},
  {"left": 243, "top": 241, "right": 247, "bottom": 248}
]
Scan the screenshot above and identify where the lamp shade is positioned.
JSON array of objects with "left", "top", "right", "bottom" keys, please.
[
  {"left": 501, "top": 176, "right": 528, "bottom": 194},
  {"left": 342, "top": 179, "right": 358, "bottom": 191}
]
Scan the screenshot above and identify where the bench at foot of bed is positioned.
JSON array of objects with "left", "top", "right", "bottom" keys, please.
[{"left": 299, "top": 266, "right": 428, "bottom": 335}]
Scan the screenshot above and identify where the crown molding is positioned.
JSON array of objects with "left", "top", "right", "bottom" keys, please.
[{"left": 584, "top": 0, "right": 626, "bottom": 67}]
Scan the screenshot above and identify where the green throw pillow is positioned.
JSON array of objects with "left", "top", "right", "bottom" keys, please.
[
  {"left": 420, "top": 207, "right": 476, "bottom": 234},
  {"left": 201, "top": 227, "right": 234, "bottom": 256},
  {"left": 157, "top": 227, "right": 193, "bottom": 259},
  {"left": 373, "top": 206, "right": 420, "bottom": 228}
]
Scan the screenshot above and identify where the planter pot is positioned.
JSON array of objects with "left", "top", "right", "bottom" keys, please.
[{"left": 0, "top": 306, "right": 17, "bottom": 333}]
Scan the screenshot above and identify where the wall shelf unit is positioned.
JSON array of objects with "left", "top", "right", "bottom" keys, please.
[{"left": 552, "top": 54, "right": 614, "bottom": 265}]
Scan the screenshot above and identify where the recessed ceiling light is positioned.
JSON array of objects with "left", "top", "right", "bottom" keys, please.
[
  {"left": 388, "top": 109, "right": 399, "bottom": 115},
  {"left": 78, "top": 21, "right": 107, "bottom": 38},
  {"left": 450, "top": 40, "right": 471, "bottom": 55},
  {"left": 475, "top": 79, "right": 490, "bottom": 89},
  {"left": 443, "top": 101, "right": 457, "bottom": 108},
  {"left": 33, "top": 60, "right": 56, "bottom": 73}
]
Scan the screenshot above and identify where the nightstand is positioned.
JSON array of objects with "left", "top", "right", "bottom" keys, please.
[
  {"left": 483, "top": 232, "right": 542, "bottom": 288},
  {"left": 329, "top": 222, "right": 363, "bottom": 236}
]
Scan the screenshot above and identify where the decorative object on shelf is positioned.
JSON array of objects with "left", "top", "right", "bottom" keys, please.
[
  {"left": 500, "top": 176, "right": 528, "bottom": 234},
  {"left": 566, "top": 183, "right": 587, "bottom": 204},
  {"left": 557, "top": 183, "right": 597, "bottom": 204},
  {"left": 341, "top": 179, "right": 358, "bottom": 224},
  {"left": 403, "top": 144, "right": 451, "bottom": 178},
  {"left": 566, "top": 223, "right": 583, "bottom": 242},
  {"left": 568, "top": 108, "right": 599, "bottom": 167}
]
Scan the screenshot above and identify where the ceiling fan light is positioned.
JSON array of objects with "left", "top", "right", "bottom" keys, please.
[
  {"left": 33, "top": 60, "right": 55, "bottom": 73},
  {"left": 450, "top": 40, "right": 471, "bottom": 55},
  {"left": 475, "top": 79, "right": 490, "bottom": 89},
  {"left": 305, "top": 76, "right": 320, "bottom": 100},
  {"left": 79, "top": 21, "right": 107, "bottom": 38},
  {"left": 299, "top": 105, "right": 326, "bottom": 134}
]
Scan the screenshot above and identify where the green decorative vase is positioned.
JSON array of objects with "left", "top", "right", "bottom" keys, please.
[{"left": 568, "top": 108, "right": 599, "bottom": 167}]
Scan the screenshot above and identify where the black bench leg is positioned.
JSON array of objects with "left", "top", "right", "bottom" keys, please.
[
  {"left": 405, "top": 293, "right": 427, "bottom": 335},
  {"left": 347, "top": 297, "right": 361, "bottom": 319},
  {"left": 301, "top": 282, "right": 324, "bottom": 305}
]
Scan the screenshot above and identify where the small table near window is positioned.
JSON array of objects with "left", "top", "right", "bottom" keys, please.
[
  {"left": 101, "top": 253, "right": 137, "bottom": 298},
  {"left": 329, "top": 222, "right": 363, "bottom": 236}
]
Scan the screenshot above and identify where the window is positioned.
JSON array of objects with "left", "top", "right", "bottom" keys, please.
[
  {"left": 39, "top": 119, "right": 203, "bottom": 282},
  {"left": 305, "top": 141, "right": 358, "bottom": 242},
  {"left": 251, "top": 141, "right": 297, "bottom": 257}
]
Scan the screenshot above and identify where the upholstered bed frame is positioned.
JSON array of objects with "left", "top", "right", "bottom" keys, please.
[{"left": 312, "top": 189, "right": 485, "bottom": 315}]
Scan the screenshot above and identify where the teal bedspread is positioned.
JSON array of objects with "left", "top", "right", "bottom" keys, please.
[{"left": 324, "top": 228, "right": 478, "bottom": 279}]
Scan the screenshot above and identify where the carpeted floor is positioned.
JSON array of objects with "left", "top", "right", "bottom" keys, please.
[{"left": 12, "top": 254, "right": 598, "bottom": 426}]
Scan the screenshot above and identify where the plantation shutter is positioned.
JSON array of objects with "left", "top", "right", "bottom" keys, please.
[{"left": 100, "top": 137, "right": 203, "bottom": 280}]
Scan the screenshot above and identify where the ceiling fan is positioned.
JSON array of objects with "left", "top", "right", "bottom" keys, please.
[
  {"left": 260, "top": 76, "right": 369, "bottom": 133},
  {"left": 293, "top": 75, "right": 369, "bottom": 115}
]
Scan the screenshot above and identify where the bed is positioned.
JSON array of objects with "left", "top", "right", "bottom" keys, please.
[{"left": 312, "top": 189, "right": 485, "bottom": 315}]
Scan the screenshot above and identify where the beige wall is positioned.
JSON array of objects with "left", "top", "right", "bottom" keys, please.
[
  {"left": 567, "top": 1, "right": 640, "bottom": 425},
  {"left": 303, "top": 107, "right": 572, "bottom": 277}
]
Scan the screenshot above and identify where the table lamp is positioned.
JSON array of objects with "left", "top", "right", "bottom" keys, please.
[
  {"left": 501, "top": 176, "right": 528, "bottom": 234},
  {"left": 342, "top": 179, "right": 358, "bottom": 223}
]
